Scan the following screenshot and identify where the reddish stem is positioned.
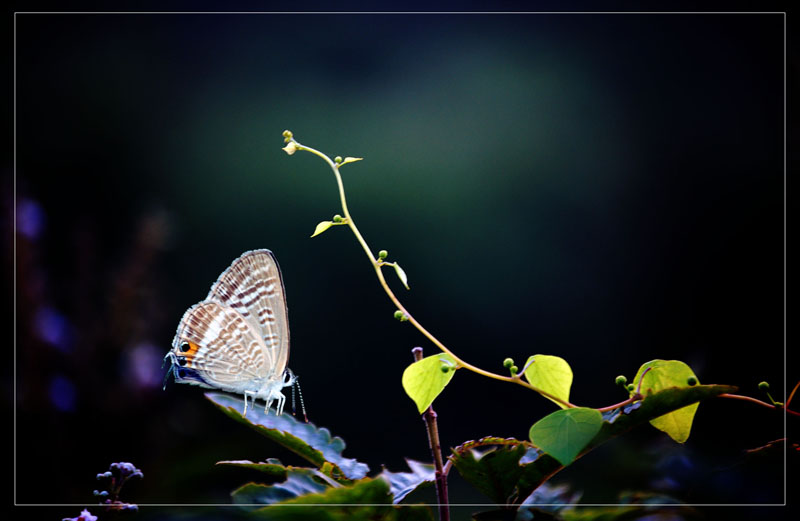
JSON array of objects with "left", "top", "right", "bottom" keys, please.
[
  {"left": 786, "top": 381, "right": 799, "bottom": 410},
  {"left": 719, "top": 393, "right": 800, "bottom": 417},
  {"left": 412, "top": 347, "right": 449, "bottom": 521}
]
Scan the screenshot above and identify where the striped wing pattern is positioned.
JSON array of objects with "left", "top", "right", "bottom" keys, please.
[
  {"left": 207, "top": 249, "right": 290, "bottom": 376},
  {"left": 168, "top": 249, "right": 290, "bottom": 396},
  {"left": 173, "top": 301, "right": 264, "bottom": 389}
]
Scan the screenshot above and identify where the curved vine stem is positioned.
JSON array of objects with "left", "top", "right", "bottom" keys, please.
[
  {"left": 719, "top": 391, "right": 800, "bottom": 417},
  {"left": 284, "top": 134, "right": 575, "bottom": 409}
]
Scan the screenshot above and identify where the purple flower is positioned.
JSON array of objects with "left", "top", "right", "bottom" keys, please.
[{"left": 62, "top": 509, "right": 97, "bottom": 521}]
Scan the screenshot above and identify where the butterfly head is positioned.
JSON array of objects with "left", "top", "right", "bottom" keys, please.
[{"left": 163, "top": 337, "right": 210, "bottom": 388}]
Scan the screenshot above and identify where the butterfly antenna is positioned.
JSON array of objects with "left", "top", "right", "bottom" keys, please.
[
  {"left": 292, "top": 377, "right": 308, "bottom": 423},
  {"left": 291, "top": 376, "right": 296, "bottom": 415},
  {"left": 162, "top": 357, "right": 175, "bottom": 391}
]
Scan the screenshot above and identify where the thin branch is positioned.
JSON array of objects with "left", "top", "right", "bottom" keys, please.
[
  {"left": 786, "top": 380, "right": 799, "bottom": 409},
  {"left": 596, "top": 394, "right": 642, "bottom": 413},
  {"left": 413, "top": 347, "right": 449, "bottom": 521},
  {"left": 719, "top": 393, "right": 800, "bottom": 417}
]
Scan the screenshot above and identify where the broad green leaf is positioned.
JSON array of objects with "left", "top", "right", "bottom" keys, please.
[
  {"left": 311, "top": 221, "right": 334, "bottom": 237},
  {"left": 393, "top": 263, "right": 410, "bottom": 289},
  {"left": 631, "top": 360, "right": 699, "bottom": 443},
  {"left": 529, "top": 408, "right": 603, "bottom": 466},
  {"left": 401, "top": 353, "right": 456, "bottom": 413},
  {"left": 523, "top": 354, "right": 573, "bottom": 409},
  {"left": 207, "top": 392, "right": 369, "bottom": 480},
  {"left": 516, "top": 447, "right": 560, "bottom": 504},
  {"left": 379, "top": 459, "right": 435, "bottom": 504},
  {"left": 449, "top": 444, "right": 527, "bottom": 504},
  {"left": 252, "top": 478, "right": 408, "bottom": 520},
  {"left": 231, "top": 468, "right": 331, "bottom": 507}
]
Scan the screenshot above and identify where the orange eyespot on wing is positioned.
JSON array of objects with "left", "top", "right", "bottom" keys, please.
[{"left": 178, "top": 341, "right": 200, "bottom": 356}]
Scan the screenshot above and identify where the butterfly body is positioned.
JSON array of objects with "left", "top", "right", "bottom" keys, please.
[{"left": 164, "top": 249, "right": 295, "bottom": 416}]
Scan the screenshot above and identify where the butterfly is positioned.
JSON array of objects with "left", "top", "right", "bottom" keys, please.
[{"left": 163, "top": 249, "right": 295, "bottom": 416}]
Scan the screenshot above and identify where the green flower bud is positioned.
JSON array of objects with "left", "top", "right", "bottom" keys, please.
[
  {"left": 333, "top": 214, "right": 343, "bottom": 223},
  {"left": 378, "top": 250, "right": 388, "bottom": 260},
  {"left": 393, "top": 310, "right": 404, "bottom": 321},
  {"left": 758, "top": 381, "right": 770, "bottom": 391},
  {"left": 615, "top": 375, "right": 627, "bottom": 387},
  {"left": 282, "top": 130, "right": 293, "bottom": 139},
  {"left": 510, "top": 365, "right": 519, "bottom": 375},
  {"left": 334, "top": 156, "right": 343, "bottom": 164},
  {"left": 687, "top": 376, "right": 698, "bottom": 386},
  {"left": 503, "top": 358, "right": 514, "bottom": 369},
  {"left": 626, "top": 384, "right": 635, "bottom": 392}
]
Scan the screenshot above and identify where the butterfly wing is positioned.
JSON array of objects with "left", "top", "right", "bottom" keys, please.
[
  {"left": 170, "top": 300, "right": 268, "bottom": 392},
  {"left": 206, "top": 249, "right": 291, "bottom": 379}
]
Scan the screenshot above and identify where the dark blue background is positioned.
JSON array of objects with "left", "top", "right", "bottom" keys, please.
[{"left": 9, "top": 7, "right": 792, "bottom": 519}]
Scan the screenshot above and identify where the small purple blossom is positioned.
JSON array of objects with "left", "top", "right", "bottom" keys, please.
[
  {"left": 95, "top": 462, "right": 142, "bottom": 511},
  {"left": 62, "top": 509, "right": 97, "bottom": 521}
]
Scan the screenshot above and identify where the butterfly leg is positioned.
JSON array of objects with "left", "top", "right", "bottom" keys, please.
[
  {"left": 243, "top": 390, "right": 256, "bottom": 416},
  {"left": 276, "top": 392, "right": 286, "bottom": 416},
  {"left": 262, "top": 391, "right": 286, "bottom": 415}
]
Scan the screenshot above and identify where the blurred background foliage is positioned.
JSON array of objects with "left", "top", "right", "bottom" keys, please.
[{"left": 8, "top": 9, "right": 791, "bottom": 519}]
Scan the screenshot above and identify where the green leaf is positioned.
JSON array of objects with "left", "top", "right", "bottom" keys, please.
[
  {"left": 515, "top": 447, "right": 560, "bottom": 504},
  {"left": 449, "top": 444, "right": 527, "bottom": 504},
  {"left": 231, "top": 468, "right": 331, "bottom": 507},
  {"left": 379, "top": 459, "right": 435, "bottom": 504},
  {"left": 401, "top": 354, "right": 457, "bottom": 413},
  {"left": 393, "top": 263, "right": 410, "bottom": 289},
  {"left": 251, "top": 478, "right": 403, "bottom": 520},
  {"left": 217, "top": 458, "right": 289, "bottom": 478},
  {"left": 519, "top": 482, "right": 581, "bottom": 513},
  {"left": 341, "top": 157, "right": 364, "bottom": 166},
  {"left": 449, "top": 385, "right": 734, "bottom": 505},
  {"left": 631, "top": 360, "right": 699, "bottom": 443},
  {"left": 529, "top": 408, "right": 603, "bottom": 466},
  {"left": 523, "top": 355, "right": 573, "bottom": 409},
  {"left": 207, "top": 392, "right": 369, "bottom": 480},
  {"left": 311, "top": 221, "right": 334, "bottom": 237}
]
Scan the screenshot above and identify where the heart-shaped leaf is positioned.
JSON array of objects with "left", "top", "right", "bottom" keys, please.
[
  {"left": 523, "top": 354, "right": 573, "bottom": 409},
  {"left": 632, "top": 360, "right": 699, "bottom": 443},
  {"left": 401, "top": 353, "right": 457, "bottom": 413},
  {"left": 529, "top": 407, "right": 603, "bottom": 466}
]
